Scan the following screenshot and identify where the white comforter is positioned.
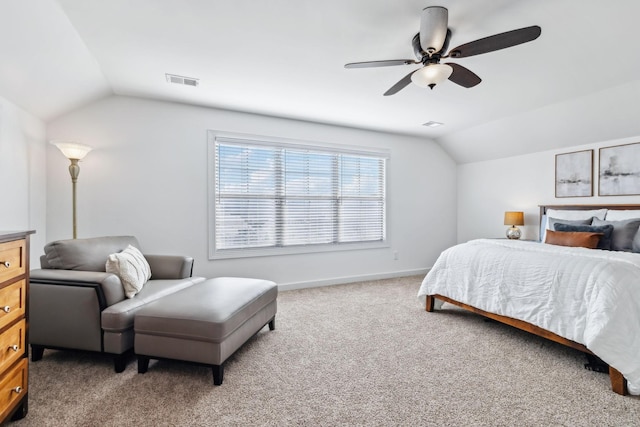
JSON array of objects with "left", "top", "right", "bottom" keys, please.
[{"left": 418, "top": 239, "right": 640, "bottom": 394}]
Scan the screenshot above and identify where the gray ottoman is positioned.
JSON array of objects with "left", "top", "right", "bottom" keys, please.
[{"left": 134, "top": 277, "right": 277, "bottom": 385}]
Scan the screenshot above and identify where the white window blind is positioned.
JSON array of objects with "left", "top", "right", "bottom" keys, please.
[{"left": 210, "top": 135, "right": 387, "bottom": 256}]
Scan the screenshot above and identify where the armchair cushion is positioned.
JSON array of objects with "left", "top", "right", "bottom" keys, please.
[
  {"left": 101, "top": 277, "right": 206, "bottom": 332},
  {"left": 44, "top": 236, "right": 141, "bottom": 271},
  {"left": 106, "top": 245, "right": 152, "bottom": 298}
]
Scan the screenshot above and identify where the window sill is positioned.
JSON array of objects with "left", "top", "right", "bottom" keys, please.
[{"left": 209, "top": 241, "right": 389, "bottom": 260}]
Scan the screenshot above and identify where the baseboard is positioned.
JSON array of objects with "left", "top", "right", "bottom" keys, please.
[{"left": 277, "top": 268, "right": 430, "bottom": 291}]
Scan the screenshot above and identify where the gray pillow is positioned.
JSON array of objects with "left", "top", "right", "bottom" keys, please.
[
  {"left": 543, "top": 217, "right": 593, "bottom": 242},
  {"left": 553, "top": 223, "right": 614, "bottom": 250},
  {"left": 592, "top": 218, "right": 640, "bottom": 252}
]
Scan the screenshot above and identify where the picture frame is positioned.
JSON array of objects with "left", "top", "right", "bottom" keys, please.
[
  {"left": 599, "top": 142, "right": 640, "bottom": 196},
  {"left": 555, "top": 149, "right": 593, "bottom": 198}
]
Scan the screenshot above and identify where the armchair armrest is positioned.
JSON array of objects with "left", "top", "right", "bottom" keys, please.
[
  {"left": 30, "top": 269, "right": 126, "bottom": 308},
  {"left": 145, "top": 255, "right": 194, "bottom": 280}
]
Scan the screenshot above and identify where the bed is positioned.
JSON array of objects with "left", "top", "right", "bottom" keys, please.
[{"left": 418, "top": 204, "right": 640, "bottom": 396}]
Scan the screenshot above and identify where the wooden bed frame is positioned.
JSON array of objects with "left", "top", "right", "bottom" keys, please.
[{"left": 425, "top": 204, "right": 640, "bottom": 396}]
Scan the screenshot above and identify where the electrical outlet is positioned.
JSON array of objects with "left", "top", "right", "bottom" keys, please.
[{"left": 393, "top": 251, "right": 399, "bottom": 260}]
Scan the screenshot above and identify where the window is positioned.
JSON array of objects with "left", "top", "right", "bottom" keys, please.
[{"left": 208, "top": 132, "right": 388, "bottom": 258}]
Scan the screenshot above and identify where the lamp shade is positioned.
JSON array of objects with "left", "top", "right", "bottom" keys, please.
[
  {"left": 411, "top": 64, "right": 453, "bottom": 89},
  {"left": 504, "top": 211, "right": 524, "bottom": 226},
  {"left": 51, "top": 141, "right": 93, "bottom": 160}
]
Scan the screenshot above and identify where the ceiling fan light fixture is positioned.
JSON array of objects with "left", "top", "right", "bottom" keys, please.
[{"left": 411, "top": 64, "right": 453, "bottom": 89}]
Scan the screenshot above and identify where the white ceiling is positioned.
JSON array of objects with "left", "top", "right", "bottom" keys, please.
[{"left": 3, "top": 0, "right": 640, "bottom": 163}]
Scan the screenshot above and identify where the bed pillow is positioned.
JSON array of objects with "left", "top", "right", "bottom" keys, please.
[
  {"left": 539, "top": 214, "right": 548, "bottom": 242},
  {"left": 605, "top": 210, "right": 640, "bottom": 221},
  {"left": 542, "top": 217, "right": 593, "bottom": 242},
  {"left": 541, "top": 208, "right": 606, "bottom": 240},
  {"left": 105, "top": 245, "right": 152, "bottom": 298},
  {"left": 592, "top": 218, "right": 640, "bottom": 252},
  {"left": 545, "top": 208, "right": 607, "bottom": 221},
  {"left": 553, "top": 223, "right": 614, "bottom": 250},
  {"left": 544, "top": 230, "right": 603, "bottom": 249}
]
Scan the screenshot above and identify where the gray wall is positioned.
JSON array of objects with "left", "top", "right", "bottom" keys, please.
[
  {"left": 457, "top": 136, "right": 640, "bottom": 242},
  {"left": 46, "top": 96, "right": 458, "bottom": 288},
  {"left": 0, "top": 96, "right": 47, "bottom": 264}
]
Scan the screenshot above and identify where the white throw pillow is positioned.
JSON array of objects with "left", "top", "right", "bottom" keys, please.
[
  {"left": 105, "top": 245, "right": 152, "bottom": 298},
  {"left": 605, "top": 210, "right": 640, "bottom": 221}
]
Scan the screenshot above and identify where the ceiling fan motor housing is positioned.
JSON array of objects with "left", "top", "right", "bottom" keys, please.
[{"left": 420, "top": 6, "right": 448, "bottom": 53}]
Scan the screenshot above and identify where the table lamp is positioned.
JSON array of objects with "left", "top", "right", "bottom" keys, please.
[{"left": 504, "top": 211, "right": 524, "bottom": 240}]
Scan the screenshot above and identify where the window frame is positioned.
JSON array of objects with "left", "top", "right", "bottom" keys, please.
[{"left": 207, "top": 131, "right": 390, "bottom": 259}]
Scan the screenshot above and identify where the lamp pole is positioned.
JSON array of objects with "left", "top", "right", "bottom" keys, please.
[{"left": 68, "top": 158, "right": 81, "bottom": 239}]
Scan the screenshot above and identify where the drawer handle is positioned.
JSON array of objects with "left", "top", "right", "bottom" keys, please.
[
  {"left": 9, "top": 345, "right": 18, "bottom": 352},
  {"left": 12, "top": 386, "right": 21, "bottom": 394},
  {"left": 2, "top": 306, "right": 10, "bottom": 313},
  {"left": 1, "top": 261, "right": 9, "bottom": 268}
]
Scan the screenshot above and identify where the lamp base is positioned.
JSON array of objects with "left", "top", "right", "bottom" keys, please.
[{"left": 506, "top": 226, "right": 521, "bottom": 240}]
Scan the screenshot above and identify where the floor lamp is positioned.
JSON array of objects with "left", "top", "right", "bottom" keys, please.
[{"left": 51, "top": 141, "right": 93, "bottom": 239}]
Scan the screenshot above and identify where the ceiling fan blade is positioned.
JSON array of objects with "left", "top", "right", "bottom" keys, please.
[
  {"left": 447, "top": 25, "right": 541, "bottom": 58},
  {"left": 446, "top": 63, "right": 481, "bottom": 88},
  {"left": 420, "top": 6, "right": 448, "bottom": 53},
  {"left": 383, "top": 70, "right": 416, "bottom": 96},
  {"left": 345, "top": 60, "right": 418, "bottom": 69}
]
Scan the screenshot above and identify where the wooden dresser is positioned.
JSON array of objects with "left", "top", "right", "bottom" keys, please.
[{"left": 0, "top": 231, "right": 34, "bottom": 423}]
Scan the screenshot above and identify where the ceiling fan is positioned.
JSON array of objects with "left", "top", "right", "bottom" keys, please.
[{"left": 344, "top": 6, "right": 541, "bottom": 95}]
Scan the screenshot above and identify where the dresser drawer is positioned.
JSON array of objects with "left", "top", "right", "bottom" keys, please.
[
  {"left": 0, "top": 358, "right": 27, "bottom": 421},
  {"left": 0, "top": 320, "right": 25, "bottom": 375},
  {"left": 0, "top": 240, "right": 25, "bottom": 285},
  {"left": 0, "top": 281, "right": 26, "bottom": 331}
]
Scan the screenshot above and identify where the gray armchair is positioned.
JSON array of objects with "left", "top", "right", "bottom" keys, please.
[{"left": 29, "top": 236, "right": 205, "bottom": 372}]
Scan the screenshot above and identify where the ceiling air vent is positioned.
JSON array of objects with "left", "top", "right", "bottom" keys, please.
[
  {"left": 422, "top": 121, "right": 443, "bottom": 127},
  {"left": 165, "top": 73, "right": 199, "bottom": 87}
]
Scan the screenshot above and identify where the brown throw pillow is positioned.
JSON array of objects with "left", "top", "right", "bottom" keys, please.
[{"left": 544, "top": 230, "right": 603, "bottom": 249}]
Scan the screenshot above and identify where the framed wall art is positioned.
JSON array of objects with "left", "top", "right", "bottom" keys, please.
[
  {"left": 599, "top": 142, "right": 640, "bottom": 196},
  {"left": 555, "top": 149, "right": 593, "bottom": 198}
]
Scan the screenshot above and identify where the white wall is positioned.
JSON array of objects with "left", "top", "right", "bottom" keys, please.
[
  {"left": 0, "top": 96, "right": 47, "bottom": 264},
  {"left": 458, "top": 135, "right": 640, "bottom": 242},
  {"left": 46, "top": 96, "right": 457, "bottom": 287}
]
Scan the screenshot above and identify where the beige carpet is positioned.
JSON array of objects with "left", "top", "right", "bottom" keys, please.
[{"left": 16, "top": 276, "right": 639, "bottom": 426}]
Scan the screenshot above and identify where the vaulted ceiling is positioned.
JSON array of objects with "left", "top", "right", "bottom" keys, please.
[{"left": 2, "top": 0, "right": 640, "bottom": 163}]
